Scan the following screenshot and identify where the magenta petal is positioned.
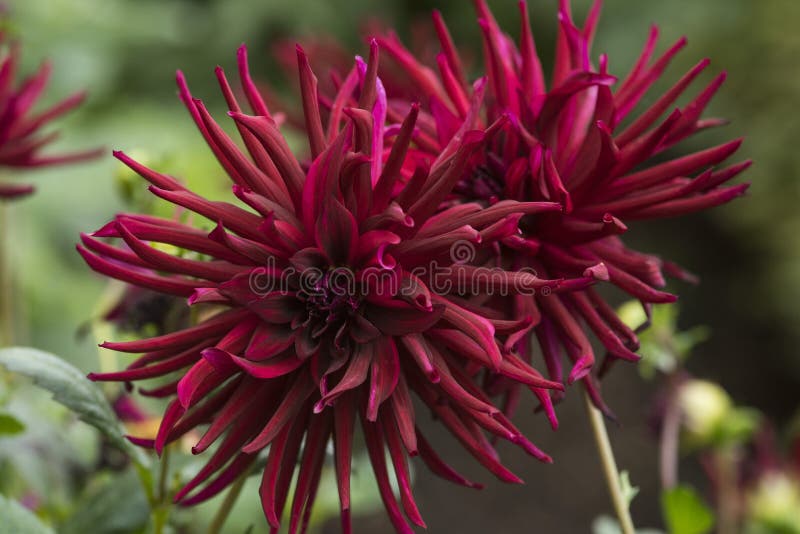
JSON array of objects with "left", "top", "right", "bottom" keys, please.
[
  {"left": 314, "top": 197, "right": 359, "bottom": 265},
  {"left": 365, "top": 302, "right": 445, "bottom": 336},
  {"left": 366, "top": 338, "right": 400, "bottom": 421},
  {"left": 233, "top": 352, "right": 304, "bottom": 379}
]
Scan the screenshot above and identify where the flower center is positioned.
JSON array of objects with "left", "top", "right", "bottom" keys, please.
[
  {"left": 297, "top": 269, "right": 362, "bottom": 338},
  {"left": 454, "top": 163, "right": 505, "bottom": 203}
]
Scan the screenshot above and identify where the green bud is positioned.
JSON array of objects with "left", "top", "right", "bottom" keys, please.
[
  {"left": 747, "top": 472, "right": 800, "bottom": 533},
  {"left": 678, "top": 379, "right": 732, "bottom": 444}
]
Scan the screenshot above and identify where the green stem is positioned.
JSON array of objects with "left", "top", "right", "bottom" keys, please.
[
  {"left": 153, "top": 446, "right": 172, "bottom": 534},
  {"left": 207, "top": 468, "right": 250, "bottom": 534},
  {"left": 584, "top": 392, "right": 636, "bottom": 534},
  {"left": 0, "top": 203, "right": 13, "bottom": 347},
  {"left": 158, "top": 445, "right": 172, "bottom": 503}
]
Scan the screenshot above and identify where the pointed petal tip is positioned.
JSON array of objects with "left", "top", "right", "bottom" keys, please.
[
  {"left": 584, "top": 262, "right": 609, "bottom": 281},
  {"left": 567, "top": 360, "right": 593, "bottom": 385},
  {"left": 734, "top": 182, "right": 751, "bottom": 196}
]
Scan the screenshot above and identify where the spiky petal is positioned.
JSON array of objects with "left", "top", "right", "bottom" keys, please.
[{"left": 0, "top": 35, "right": 101, "bottom": 199}]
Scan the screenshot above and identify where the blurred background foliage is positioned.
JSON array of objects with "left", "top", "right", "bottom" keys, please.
[{"left": 1, "top": 0, "right": 799, "bottom": 532}]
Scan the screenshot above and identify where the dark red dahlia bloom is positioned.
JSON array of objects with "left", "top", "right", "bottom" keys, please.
[
  {"left": 0, "top": 33, "right": 101, "bottom": 199},
  {"left": 374, "top": 0, "right": 750, "bottom": 414},
  {"left": 79, "top": 43, "right": 565, "bottom": 533}
]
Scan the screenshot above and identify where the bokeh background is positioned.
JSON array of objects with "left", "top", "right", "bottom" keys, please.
[{"left": 3, "top": 0, "right": 799, "bottom": 532}]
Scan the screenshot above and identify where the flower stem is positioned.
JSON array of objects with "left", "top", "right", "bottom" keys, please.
[
  {"left": 207, "top": 468, "right": 250, "bottom": 534},
  {"left": 0, "top": 203, "right": 13, "bottom": 347},
  {"left": 714, "top": 448, "right": 739, "bottom": 534},
  {"left": 584, "top": 392, "right": 635, "bottom": 534},
  {"left": 659, "top": 377, "right": 682, "bottom": 490},
  {"left": 152, "top": 445, "right": 172, "bottom": 534}
]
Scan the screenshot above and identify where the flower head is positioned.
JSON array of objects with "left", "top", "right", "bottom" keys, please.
[
  {"left": 0, "top": 32, "right": 101, "bottom": 199},
  {"left": 374, "top": 0, "right": 750, "bottom": 414},
  {"left": 80, "top": 42, "right": 564, "bottom": 532}
]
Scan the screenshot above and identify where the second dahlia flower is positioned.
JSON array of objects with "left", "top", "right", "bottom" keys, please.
[
  {"left": 0, "top": 31, "right": 101, "bottom": 199},
  {"left": 375, "top": 0, "right": 751, "bottom": 414},
  {"left": 80, "top": 42, "right": 564, "bottom": 533}
]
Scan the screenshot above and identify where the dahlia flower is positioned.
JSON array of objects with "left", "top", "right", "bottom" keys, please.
[
  {"left": 80, "top": 43, "right": 565, "bottom": 532},
  {"left": 0, "top": 33, "right": 101, "bottom": 199},
  {"left": 374, "top": 0, "right": 750, "bottom": 414}
]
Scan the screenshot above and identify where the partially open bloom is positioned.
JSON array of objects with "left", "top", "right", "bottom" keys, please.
[
  {"left": 374, "top": 0, "right": 750, "bottom": 414},
  {"left": 0, "top": 32, "right": 101, "bottom": 199},
  {"left": 80, "top": 43, "right": 565, "bottom": 532}
]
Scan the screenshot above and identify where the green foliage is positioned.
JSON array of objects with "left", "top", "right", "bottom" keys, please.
[
  {"left": 617, "top": 302, "right": 709, "bottom": 380},
  {"left": 620, "top": 471, "right": 640, "bottom": 508},
  {"left": 0, "top": 347, "right": 148, "bottom": 467},
  {"left": 0, "top": 412, "right": 25, "bottom": 435},
  {"left": 59, "top": 470, "right": 150, "bottom": 534},
  {"left": 0, "top": 494, "right": 55, "bottom": 534},
  {"left": 661, "top": 486, "right": 715, "bottom": 534},
  {"left": 713, "top": 407, "right": 761, "bottom": 447}
]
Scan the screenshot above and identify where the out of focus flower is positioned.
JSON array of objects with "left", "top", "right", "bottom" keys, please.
[
  {"left": 698, "top": 423, "right": 800, "bottom": 533},
  {"left": 677, "top": 379, "right": 759, "bottom": 450},
  {"left": 678, "top": 379, "right": 733, "bottom": 445},
  {"left": 80, "top": 42, "right": 564, "bottom": 533},
  {"left": 743, "top": 426, "right": 800, "bottom": 533},
  {"left": 746, "top": 472, "right": 800, "bottom": 534},
  {"left": 373, "top": 0, "right": 749, "bottom": 414},
  {"left": 110, "top": 394, "right": 163, "bottom": 455},
  {"left": 103, "top": 285, "right": 189, "bottom": 338},
  {"left": 112, "top": 393, "right": 151, "bottom": 424},
  {"left": 0, "top": 31, "right": 101, "bottom": 199}
]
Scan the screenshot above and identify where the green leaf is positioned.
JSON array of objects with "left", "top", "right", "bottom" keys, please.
[
  {"left": 60, "top": 469, "right": 150, "bottom": 534},
  {"left": 662, "top": 485, "right": 715, "bottom": 534},
  {"left": 714, "top": 407, "right": 760, "bottom": 446},
  {"left": 0, "top": 494, "right": 54, "bottom": 534},
  {"left": 0, "top": 412, "right": 25, "bottom": 435},
  {"left": 0, "top": 347, "right": 149, "bottom": 467},
  {"left": 620, "top": 471, "right": 640, "bottom": 507},
  {"left": 617, "top": 301, "right": 710, "bottom": 380}
]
